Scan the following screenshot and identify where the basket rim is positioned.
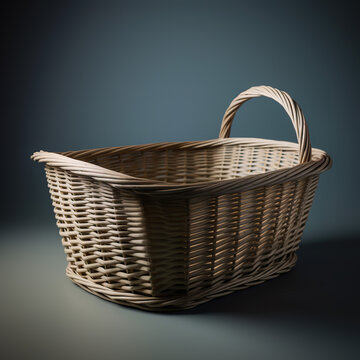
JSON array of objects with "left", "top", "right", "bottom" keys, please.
[
  {"left": 31, "top": 137, "right": 332, "bottom": 197},
  {"left": 60, "top": 137, "right": 315, "bottom": 156}
]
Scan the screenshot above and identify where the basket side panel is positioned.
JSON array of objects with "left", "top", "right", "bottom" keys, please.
[
  {"left": 266, "top": 175, "right": 319, "bottom": 262},
  {"left": 186, "top": 175, "right": 320, "bottom": 294},
  {"left": 45, "top": 166, "right": 154, "bottom": 296},
  {"left": 45, "top": 166, "right": 89, "bottom": 275}
]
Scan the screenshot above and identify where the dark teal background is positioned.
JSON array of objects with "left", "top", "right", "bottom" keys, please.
[
  {"left": 3, "top": 1, "right": 359, "bottom": 359},
  {"left": 5, "top": 0, "right": 359, "bottom": 234}
]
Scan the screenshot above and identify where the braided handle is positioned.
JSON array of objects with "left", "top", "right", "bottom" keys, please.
[{"left": 219, "top": 85, "right": 312, "bottom": 163}]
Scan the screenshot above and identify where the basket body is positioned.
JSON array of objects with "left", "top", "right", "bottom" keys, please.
[
  {"left": 33, "top": 85, "right": 332, "bottom": 311},
  {"left": 43, "top": 140, "right": 324, "bottom": 310}
]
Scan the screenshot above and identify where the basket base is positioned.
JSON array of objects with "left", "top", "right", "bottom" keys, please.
[{"left": 66, "top": 252, "right": 298, "bottom": 312}]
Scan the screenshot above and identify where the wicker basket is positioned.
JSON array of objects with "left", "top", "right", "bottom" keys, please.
[{"left": 32, "top": 85, "right": 332, "bottom": 311}]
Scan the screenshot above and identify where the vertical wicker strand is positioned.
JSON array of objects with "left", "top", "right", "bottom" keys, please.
[
  {"left": 250, "top": 187, "right": 266, "bottom": 272},
  {"left": 209, "top": 196, "right": 218, "bottom": 287},
  {"left": 230, "top": 192, "right": 242, "bottom": 279},
  {"left": 278, "top": 180, "right": 298, "bottom": 260}
]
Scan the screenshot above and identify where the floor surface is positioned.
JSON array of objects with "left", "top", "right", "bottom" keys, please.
[{"left": 1, "top": 227, "right": 359, "bottom": 360}]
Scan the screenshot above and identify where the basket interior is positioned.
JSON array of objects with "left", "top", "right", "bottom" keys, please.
[{"left": 66, "top": 142, "right": 300, "bottom": 184}]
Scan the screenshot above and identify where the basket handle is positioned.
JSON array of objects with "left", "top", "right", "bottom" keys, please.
[{"left": 219, "top": 85, "right": 312, "bottom": 163}]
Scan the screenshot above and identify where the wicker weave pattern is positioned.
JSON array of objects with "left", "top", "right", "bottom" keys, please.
[{"left": 32, "top": 86, "right": 332, "bottom": 311}]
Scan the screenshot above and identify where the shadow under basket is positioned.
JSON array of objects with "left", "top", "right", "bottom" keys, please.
[{"left": 32, "top": 85, "right": 332, "bottom": 311}]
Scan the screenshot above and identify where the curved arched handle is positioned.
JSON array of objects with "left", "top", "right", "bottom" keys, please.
[{"left": 219, "top": 85, "right": 312, "bottom": 163}]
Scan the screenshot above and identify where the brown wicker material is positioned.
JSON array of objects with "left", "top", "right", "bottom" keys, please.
[{"left": 32, "top": 85, "right": 332, "bottom": 311}]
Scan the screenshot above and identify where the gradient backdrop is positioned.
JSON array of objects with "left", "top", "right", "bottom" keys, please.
[{"left": 3, "top": 0, "right": 359, "bottom": 359}]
